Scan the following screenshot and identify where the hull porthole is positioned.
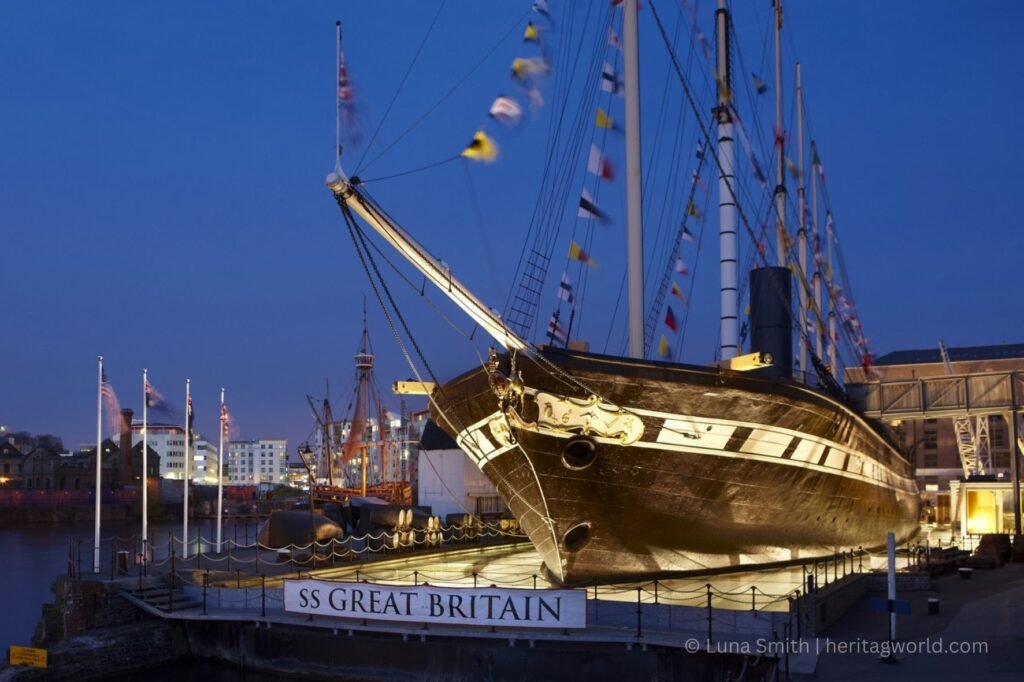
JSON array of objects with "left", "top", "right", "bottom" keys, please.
[
  {"left": 563, "top": 522, "right": 592, "bottom": 552},
  {"left": 561, "top": 436, "right": 598, "bottom": 470}
]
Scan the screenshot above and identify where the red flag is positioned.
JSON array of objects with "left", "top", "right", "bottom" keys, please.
[{"left": 665, "top": 306, "right": 679, "bottom": 333}]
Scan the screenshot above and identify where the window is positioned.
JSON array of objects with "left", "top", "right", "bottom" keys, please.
[
  {"left": 923, "top": 431, "right": 938, "bottom": 450},
  {"left": 923, "top": 453, "right": 938, "bottom": 468}
]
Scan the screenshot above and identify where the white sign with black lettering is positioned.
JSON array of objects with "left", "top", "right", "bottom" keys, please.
[{"left": 283, "top": 579, "right": 587, "bottom": 629}]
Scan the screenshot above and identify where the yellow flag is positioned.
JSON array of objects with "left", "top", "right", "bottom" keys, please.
[
  {"left": 524, "top": 22, "right": 540, "bottom": 42},
  {"left": 595, "top": 107, "right": 615, "bottom": 129},
  {"left": 658, "top": 334, "right": 671, "bottom": 358},
  {"left": 461, "top": 131, "right": 498, "bottom": 162}
]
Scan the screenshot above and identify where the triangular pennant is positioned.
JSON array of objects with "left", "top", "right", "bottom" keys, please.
[
  {"left": 578, "top": 188, "right": 609, "bottom": 221},
  {"left": 658, "top": 334, "right": 671, "bottom": 359},
  {"left": 595, "top": 107, "right": 616, "bottom": 130},
  {"left": 675, "top": 257, "right": 689, "bottom": 276},
  {"left": 489, "top": 96, "right": 523, "bottom": 125},
  {"left": 601, "top": 62, "right": 622, "bottom": 94},
  {"left": 558, "top": 272, "right": 575, "bottom": 303},
  {"left": 587, "top": 144, "right": 614, "bottom": 181},
  {"left": 568, "top": 240, "right": 597, "bottom": 267},
  {"left": 524, "top": 22, "right": 540, "bottom": 42},
  {"left": 665, "top": 306, "right": 679, "bottom": 333},
  {"left": 461, "top": 131, "right": 498, "bottom": 162}
]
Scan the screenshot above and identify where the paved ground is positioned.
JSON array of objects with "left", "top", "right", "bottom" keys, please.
[{"left": 796, "top": 562, "right": 1024, "bottom": 679}]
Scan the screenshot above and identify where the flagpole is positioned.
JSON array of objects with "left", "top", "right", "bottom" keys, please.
[
  {"left": 183, "top": 379, "right": 190, "bottom": 559},
  {"left": 142, "top": 368, "right": 148, "bottom": 562},
  {"left": 216, "top": 387, "right": 224, "bottom": 554},
  {"left": 773, "top": 0, "right": 787, "bottom": 268},
  {"left": 94, "top": 355, "right": 103, "bottom": 573},
  {"left": 623, "top": 0, "right": 645, "bottom": 359}
]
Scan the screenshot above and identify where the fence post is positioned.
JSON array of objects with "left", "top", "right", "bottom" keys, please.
[
  {"left": 794, "top": 589, "right": 801, "bottom": 639},
  {"left": 859, "top": 546, "right": 863, "bottom": 573},
  {"left": 202, "top": 571, "right": 208, "bottom": 616},
  {"left": 533, "top": 574, "right": 538, "bottom": 590},
  {"left": 654, "top": 580, "right": 659, "bottom": 605},
  {"left": 751, "top": 586, "right": 757, "bottom": 615},
  {"left": 236, "top": 569, "right": 241, "bottom": 589},
  {"left": 168, "top": 548, "right": 177, "bottom": 614},
  {"left": 706, "top": 584, "right": 713, "bottom": 643},
  {"left": 472, "top": 572, "right": 477, "bottom": 588},
  {"left": 636, "top": 587, "right": 643, "bottom": 639},
  {"left": 414, "top": 570, "right": 418, "bottom": 587},
  {"left": 261, "top": 575, "right": 266, "bottom": 618}
]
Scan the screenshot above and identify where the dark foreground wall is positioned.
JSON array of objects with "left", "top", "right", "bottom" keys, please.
[{"left": 185, "top": 621, "right": 773, "bottom": 682}]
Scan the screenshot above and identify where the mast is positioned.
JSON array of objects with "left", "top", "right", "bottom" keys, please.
[
  {"left": 811, "top": 141, "right": 823, "bottom": 361},
  {"left": 334, "top": 21, "right": 343, "bottom": 174},
  {"left": 796, "top": 63, "right": 808, "bottom": 380},
  {"left": 773, "top": 0, "right": 787, "bottom": 267},
  {"left": 216, "top": 387, "right": 224, "bottom": 553},
  {"left": 623, "top": 0, "right": 645, "bottom": 358},
  {"left": 826, "top": 212, "right": 837, "bottom": 371},
  {"left": 142, "top": 368, "right": 148, "bottom": 559},
  {"left": 183, "top": 378, "right": 190, "bottom": 560},
  {"left": 94, "top": 355, "right": 103, "bottom": 574},
  {"left": 715, "top": 0, "right": 738, "bottom": 361}
]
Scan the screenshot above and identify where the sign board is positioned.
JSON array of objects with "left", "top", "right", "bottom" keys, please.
[
  {"left": 284, "top": 579, "right": 587, "bottom": 629},
  {"left": 9, "top": 646, "right": 47, "bottom": 668}
]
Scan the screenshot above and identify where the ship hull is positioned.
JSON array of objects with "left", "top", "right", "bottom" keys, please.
[{"left": 430, "top": 348, "right": 919, "bottom": 584}]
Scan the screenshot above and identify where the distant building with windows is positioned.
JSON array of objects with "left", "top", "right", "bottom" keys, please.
[
  {"left": 130, "top": 421, "right": 186, "bottom": 480},
  {"left": 846, "top": 343, "right": 1024, "bottom": 525},
  {"left": 225, "top": 439, "right": 288, "bottom": 486}
]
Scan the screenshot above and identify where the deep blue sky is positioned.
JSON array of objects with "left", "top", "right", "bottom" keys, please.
[{"left": 2, "top": 1, "right": 1021, "bottom": 455}]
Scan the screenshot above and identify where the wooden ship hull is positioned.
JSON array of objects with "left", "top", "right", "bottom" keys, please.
[{"left": 431, "top": 347, "right": 919, "bottom": 585}]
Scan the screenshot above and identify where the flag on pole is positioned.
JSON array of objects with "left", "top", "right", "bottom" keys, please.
[
  {"left": 601, "top": 62, "right": 621, "bottom": 94},
  {"left": 558, "top": 272, "right": 575, "bottom": 303},
  {"left": 489, "top": 96, "right": 523, "bottom": 125},
  {"left": 144, "top": 379, "right": 170, "bottom": 413},
  {"left": 220, "top": 402, "right": 233, "bottom": 439},
  {"left": 587, "top": 144, "right": 614, "bottom": 181},
  {"left": 186, "top": 394, "right": 195, "bottom": 438},
  {"left": 461, "top": 131, "right": 498, "bottom": 162},
  {"left": 100, "top": 369, "right": 121, "bottom": 435},
  {"left": 578, "top": 188, "right": 608, "bottom": 221},
  {"left": 568, "top": 240, "right": 597, "bottom": 267},
  {"left": 658, "top": 334, "right": 671, "bottom": 358},
  {"left": 665, "top": 306, "right": 679, "bottom": 333}
]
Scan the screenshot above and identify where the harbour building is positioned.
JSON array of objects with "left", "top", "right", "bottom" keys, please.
[{"left": 225, "top": 439, "right": 289, "bottom": 486}]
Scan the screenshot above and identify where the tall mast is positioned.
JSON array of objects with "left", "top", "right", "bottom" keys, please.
[
  {"left": 334, "top": 21, "right": 343, "bottom": 174},
  {"left": 623, "top": 0, "right": 645, "bottom": 358},
  {"left": 826, "top": 212, "right": 837, "bottom": 371},
  {"left": 715, "top": 0, "right": 738, "bottom": 361},
  {"left": 773, "top": 0, "right": 787, "bottom": 267},
  {"left": 796, "top": 63, "right": 808, "bottom": 380},
  {"left": 94, "top": 355, "right": 103, "bottom": 574},
  {"left": 811, "top": 141, "right": 823, "bottom": 361}
]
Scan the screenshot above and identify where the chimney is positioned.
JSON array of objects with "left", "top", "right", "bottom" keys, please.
[{"left": 120, "top": 408, "right": 134, "bottom": 486}]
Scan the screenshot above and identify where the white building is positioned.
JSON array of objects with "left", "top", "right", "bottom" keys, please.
[
  {"left": 416, "top": 421, "right": 504, "bottom": 521},
  {"left": 131, "top": 422, "right": 186, "bottom": 480},
  {"left": 191, "top": 436, "right": 220, "bottom": 485},
  {"left": 226, "top": 439, "right": 288, "bottom": 486}
]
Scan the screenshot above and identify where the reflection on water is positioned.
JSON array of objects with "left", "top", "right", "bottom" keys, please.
[
  {"left": 103, "top": 659, "right": 296, "bottom": 681},
  {"left": 1, "top": 519, "right": 259, "bottom": 651}
]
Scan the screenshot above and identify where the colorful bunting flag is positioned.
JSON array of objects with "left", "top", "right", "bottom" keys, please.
[
  {"left": 675, "top": 257, "right": 689, "bottom": 276},
  {"left": 665, "top": 306, "right": 679, "bottom": 333},
  {"left": 670, "top": 281, "right": 688, "bottom": 303},
  {"left": 753, "top": 74, "right": 768, "bottom": 95},
  {"left": 568, "top": 240, "right": 597, "bottom": 267},
  {"left": 558, "top": 272, "right": 575, "bottom": 303},
  {"left": 608, "top": 26, "right": 621, "bottom": 51},
  {"left": 658, "top": 334, "right": 671, "bottom": 358},
  {"left": 686, "top": 199, "right": 702, "bottom": 219},
  {"left": 461, "top": 131, "right": 498, "bottom": 162},
  {"left": 595, "top": 107, "right": 616, "bottom": 130},
  {"left": 587, "top": 144, "right": 614, "bottom": 181},
  {"left": 511, "top": 56, "right": 548, "bottom": 80},
  {"left": 601, "top": 62, "right": 622, "bottom": 94},
  {"left": 681, "top": 226, "right": 696, "bottom": 242},
  {"left": 578, "top": 188, "right": 608, "bottom": 221},
  {"left": 547, "top": 314, "right": 567, "bottom": 345},
  {"left": 695, "top": 140, "right": 705, "bottom": 160},
  {"left": 489, "top": 96, "right": 523, "bottom": 125},
  {"left": 785, "top": 157, "right": 801, "bottom": 179},
  {"left": 812, "top": 143, "right": 826, "bottom": 185},
  {"left": 532, "top": 0, "right": 551, "bottom": 21},
  {"left": 524, "top": 21, "right": 540, "bottom": 42}
]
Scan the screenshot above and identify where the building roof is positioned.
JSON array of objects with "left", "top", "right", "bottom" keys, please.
[
  {"left": 419, "top": 420, "right": 459, "bottom": 451},
  {"left": 875, "top": 343, "right": 1024, "bottom": 366}
]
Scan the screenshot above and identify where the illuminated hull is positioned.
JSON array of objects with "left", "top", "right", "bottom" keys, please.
[{"left": 430, "top": 348, "right": 919, "bottom": 584}]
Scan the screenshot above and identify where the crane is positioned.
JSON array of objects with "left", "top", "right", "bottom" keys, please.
[{"left": 939, "top": 341, "right": 992, "bottom": 477}]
